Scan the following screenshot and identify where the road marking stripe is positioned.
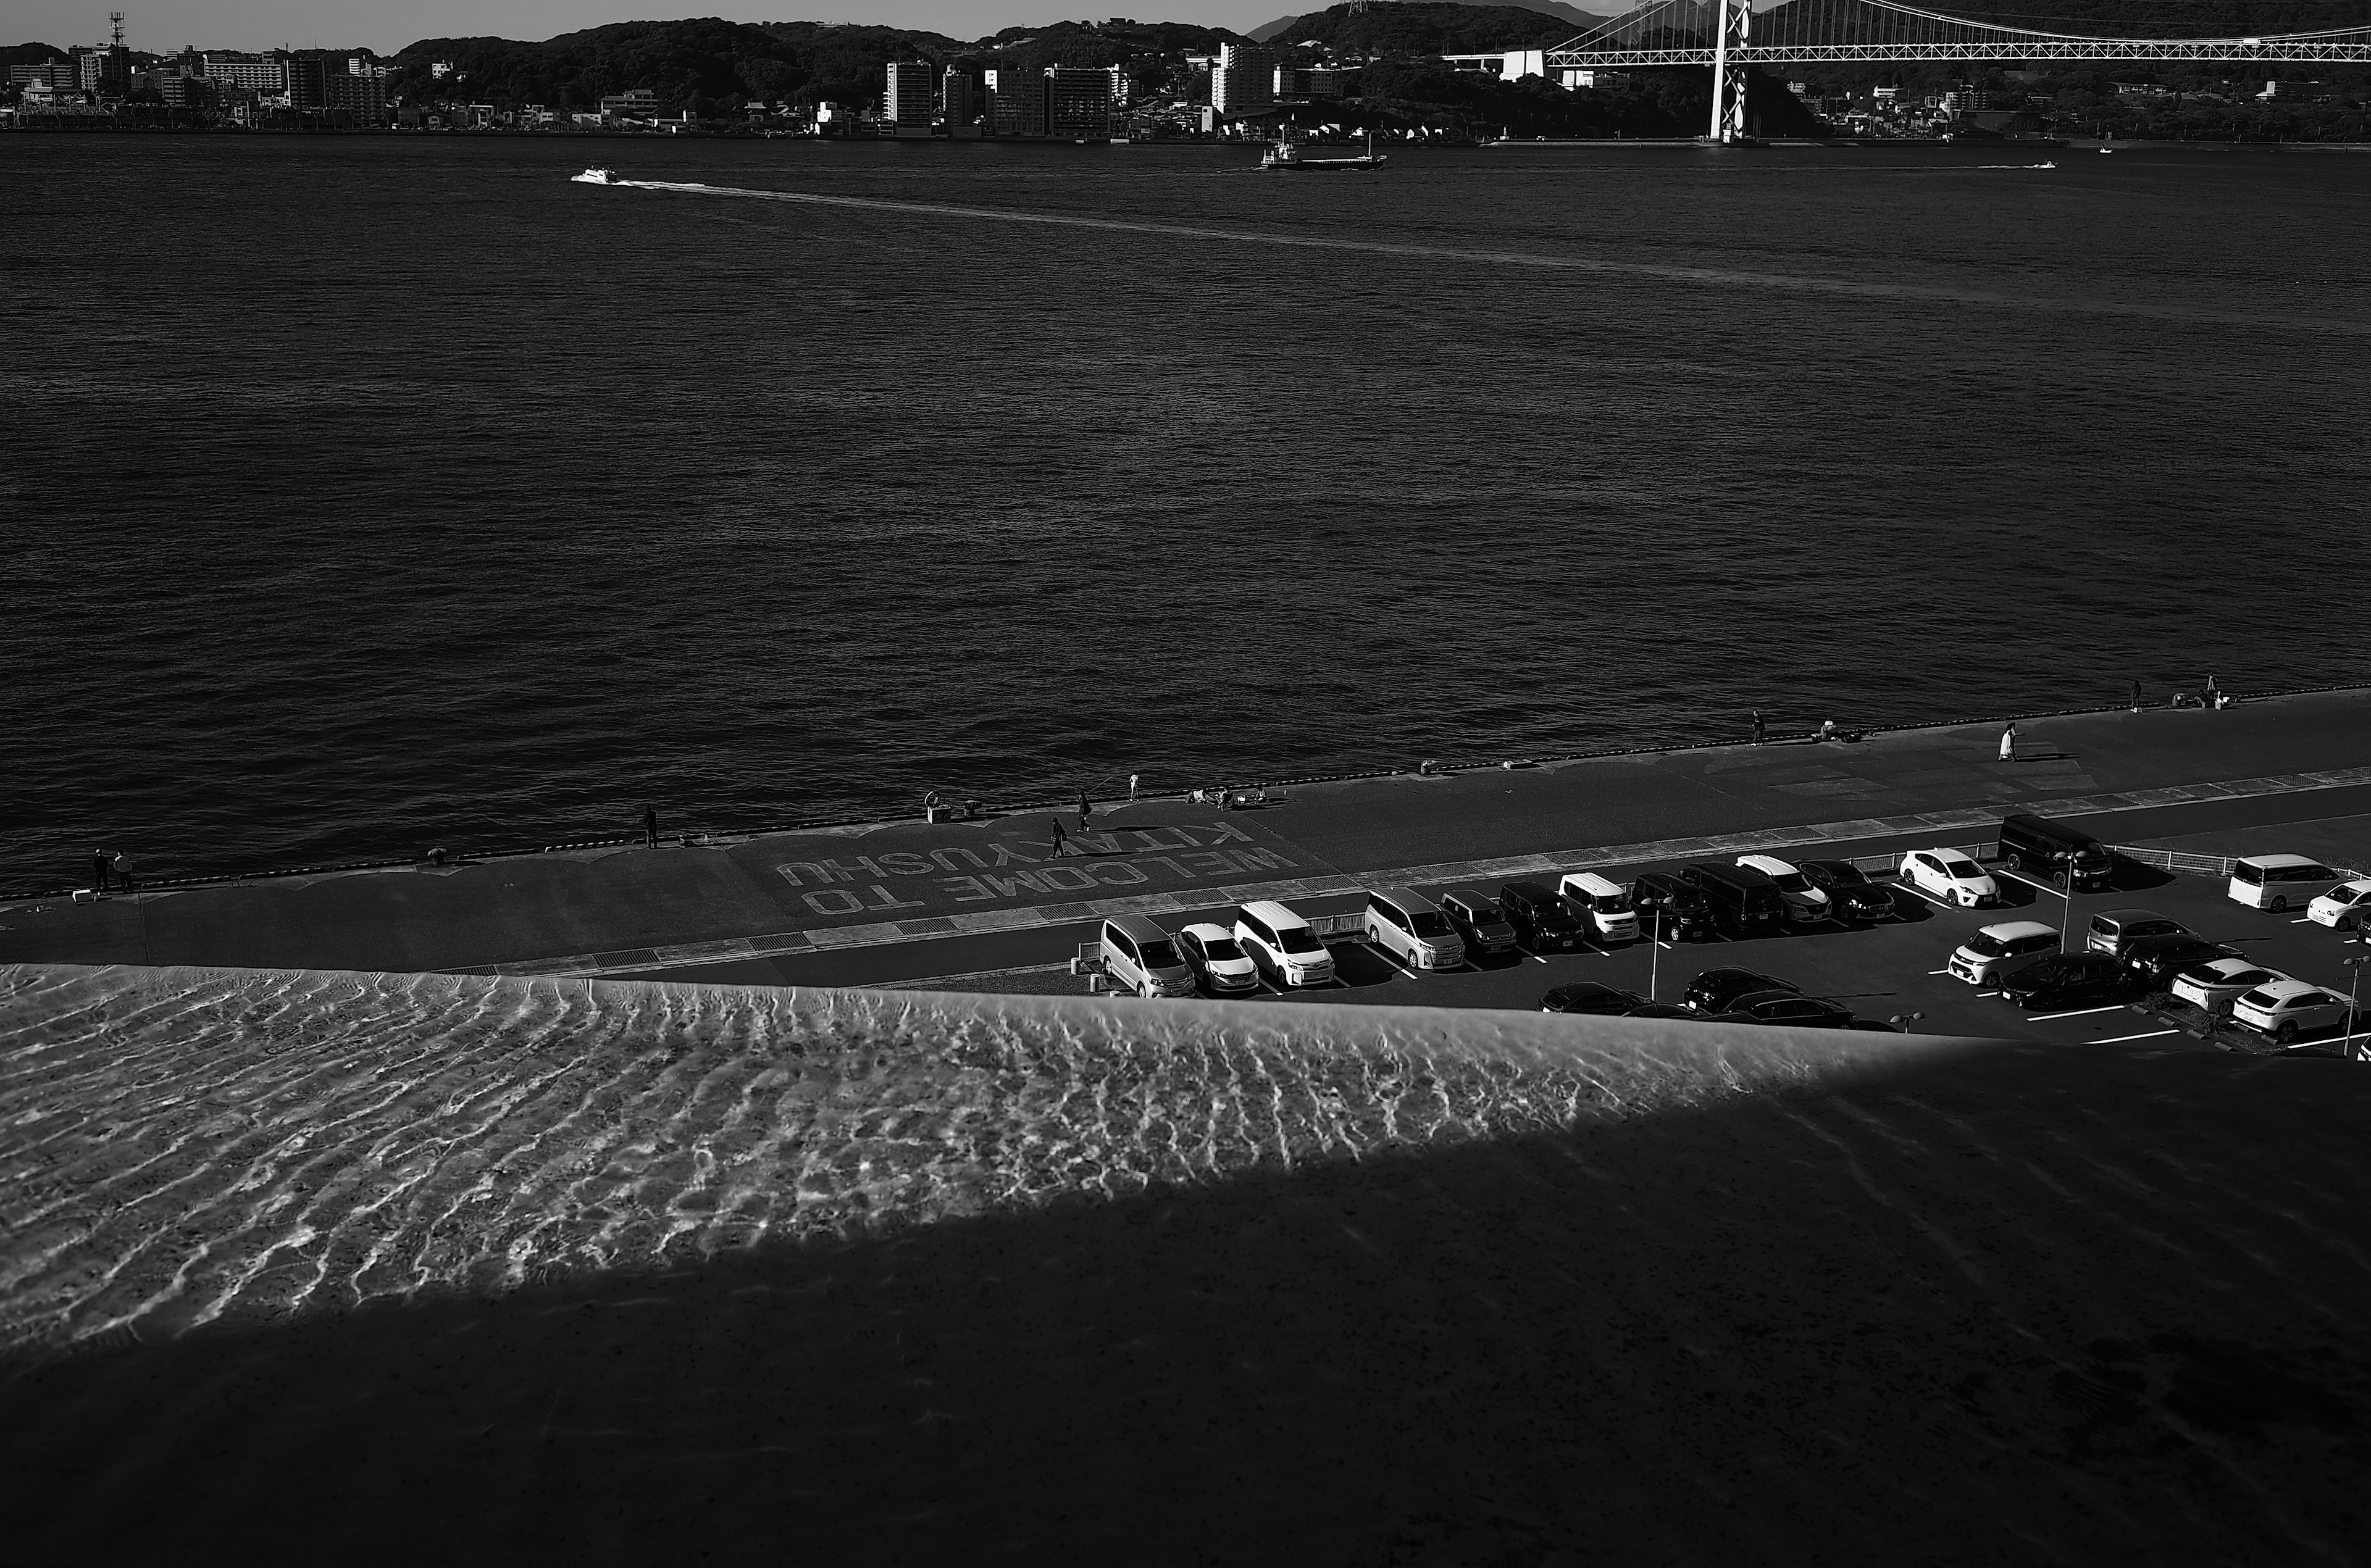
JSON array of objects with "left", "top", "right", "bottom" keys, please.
[
  {"left": 2089, "top": 1028, "right": 2180, "bottom": 1043},
  {"left": 2027, "top": 1003, "right": 2127, "bottom": 1020}
]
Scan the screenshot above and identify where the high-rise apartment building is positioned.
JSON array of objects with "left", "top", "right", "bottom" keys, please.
[
  {"left": 1211, "top": 43, "right": 1273, "bottom": 115},
  {"left": 884, "top": 60, "right": 934, "bottom": 129},
  {"left": 1043, "top": 67, "right": 1112, "bottom": 138},
  {"left": 985, "top": 67, "right": 1044, "bottom": 135},
  {"left": 942, "top": 67, "right": 977, "bottom": 128},
  {"left": 204, "top": 53, "right": 286, "bottom": 93}
]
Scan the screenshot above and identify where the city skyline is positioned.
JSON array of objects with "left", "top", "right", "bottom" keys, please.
[{"left": 7, "top": 0, "right": 1292, "bottom": 56}]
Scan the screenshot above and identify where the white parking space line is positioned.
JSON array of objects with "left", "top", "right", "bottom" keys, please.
[
  {"left": 1926, "top": 969, "right": 1951, "bottom": 975},
  {"left": 1896, "top": 882, "right": 1964, "bottom": 910},
  {"left": 2026, "top": 1004, "right": 2127, "bottom": 1021},
  {"left": 2089, "top": 1028, "right": 2181, "bottom": 1044}
]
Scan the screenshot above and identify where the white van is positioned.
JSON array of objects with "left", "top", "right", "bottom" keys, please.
[
  {"left": 1233, "top": 899, "right": 1336, "bottom": 988},
  {"left": 2227, "top": 854, "right": 2349, "bottom": 913},
  {"left": 1099, "top": 915, "right": 1195, "bottom": 998},
  {"left": 1555, "top": 872, "right": 1639, "bottom": 942},
  {"left": 1363, "top": 886, "right": 1465, "bottom": 971}
]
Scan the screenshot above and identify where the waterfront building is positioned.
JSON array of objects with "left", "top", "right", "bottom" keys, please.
[
  {"left": 78, "top": 44, "right": 130, "bottom": 94},
  {"left": 1044, "top": 67, "right": 1113, "bottom": 138},
  {"left": 942, "top": 66, "right": 978, "bottom": 129},
  {"left": 204, "top": 52, "right": 285, "bottom": 93},
  {"left": 600, "top": 88, "right": 659, "bottom": 121},
  {"left": 884, "top": 60, "right": 934, "bottom": 131},
  {"left": 1212, "top": 43, "right": 1274, "bottom": 115},
  {"left": 985, "top": 67, "right": 1045, "bottom": 136},
  {"left": 9, "top": 62, "right": 78, "bottom": 89}
]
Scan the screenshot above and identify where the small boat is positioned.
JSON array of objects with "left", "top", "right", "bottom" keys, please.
[
  {"left": 572, "top": 167, "right": 617, "bottom": 184},
  {"left": 1261, "top": 129, "right": 1387, "bottom": 172}
]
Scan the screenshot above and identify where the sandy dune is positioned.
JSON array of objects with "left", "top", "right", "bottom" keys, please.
[{"left": 2, "top": 962, "right": 2364, "bottom": 1563}]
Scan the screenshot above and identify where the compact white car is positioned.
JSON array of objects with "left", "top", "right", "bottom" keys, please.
[
  {"left": 2227, "top": 854, "right": 2349, "bottom": 913},
  {"left": 2168, "top": 958, "right": 2289, "bottom": 1015},
  {"left": 1947, "top": 920, "right": 2059, "bottom": 985},
  {"left": 1176, "top": 922, "right": 1260, "bottom": 993},
  {"left": 2229, "top": 978, "right": 2362, "bottom": 1045},
  {"left": 1555, "top": 872, "right": 1640, "bottom": 943},
  {"left": 1737, "top": 854, "right": 1830, "bottom": 923},
  {"left": 1233, "top": 899, "right": 1336, "bottom": 989},
  {"left": 2306, "top": 878, "right": 2371, "bottom": 932},
  {"left": 1899, "top": 848, "right": 1999, "bottom": 908}
]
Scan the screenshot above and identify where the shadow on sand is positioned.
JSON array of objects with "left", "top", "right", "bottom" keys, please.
[{"left": 4, "top": 1017, "right": 2365, "bottom": 1564}]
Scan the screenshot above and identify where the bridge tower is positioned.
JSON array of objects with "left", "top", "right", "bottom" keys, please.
[{"left": 1707, "top": 0, "right": 1752, "bottom": 142}]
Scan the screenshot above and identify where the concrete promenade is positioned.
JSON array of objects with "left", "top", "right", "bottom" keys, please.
[{"left": 8, "top": 690, "right": 2371, "bottom": 984}]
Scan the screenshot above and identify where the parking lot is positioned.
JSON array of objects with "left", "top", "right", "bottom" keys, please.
[{"left": 1073, "top": 843, "right": 2370, "bottom": 1053}]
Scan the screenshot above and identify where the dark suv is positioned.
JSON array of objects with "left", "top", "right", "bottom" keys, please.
[
  {"left": 1797, "top": 859, "right": 1897, "bottom": 923},
  {"left": 1996, "top": 951, "right": 2128, "bottom": 1010},
  {"left": 1499, "top": 880, "right": 1588, "bottom": 952},
  {"left": 1679, "top": 863, "right": 1790, "bottom": 939},
  {"left": 1683, "top": 967, "right": 1800, "bottom": 1014},
  {"left": 2119, "top": 934, "right": 2239, "bottom": 994},
  {"left": 1631, "top": 872, "right": 1715, "bottom": 941}
]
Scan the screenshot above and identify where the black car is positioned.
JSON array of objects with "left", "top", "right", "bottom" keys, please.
[
  {"left": 1500, "top": 880, "right": 1589, "bottom": 952},
  {"left": 2119, "top": 934, "right": 2241, "bottom": 993},
  {"left": 1679, "top": 863, "right": 1791, "bottom": 939},
  {"left": 1631, "top": 871, "right": 1717, "bottom": 941},
  {"left": 1997, "top": 951, "right": 2129, "bottom": 1010},
  {"left": 1683, "top": 967, "right": 1801, "bottom": 1014},
  {"left": 1797, "top": 859, "right": 1897, "bottom": 922},
  {"left": 1707, "top": 990, "right": 1859, "bottom": 1029},
  {"left": 1540, "top": 982, "right": 1645, "bottom": 1015},
  {"left": 1438, "top": 889, "right": 1519, "bottom": 956}
]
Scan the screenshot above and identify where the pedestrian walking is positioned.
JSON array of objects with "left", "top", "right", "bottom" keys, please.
[
  {"left": 1751, "top": 711, "right": 1766, "bottom": 744},
  {"left": 1049, "top": 819, "right": 1069, "bottom": 857},
  {"left": 112, "top": 851, "right": 132, "bottom": 894},
  {"left": 1078, "top": 792, "right": 1094, "bottom": 831},
  {"left": 91, "top": 848, "right": 109, "bottom": 893},
  {"left": 1999, "top": 722, "right": 2018, "bottom": 762},
  {"left": 643, "top": 806, "right": 658, "bottom": 848},
  {"left": 1128, "top": 772, "right": 1141, "bottom": 801},
  {"left": 2129, "top": 679, "right": 2142, "bottom": 712}
]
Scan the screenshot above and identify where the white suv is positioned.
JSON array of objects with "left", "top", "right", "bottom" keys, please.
[
  {"left": 1737, "top": 855, "right": 1830, "bottom": 923},
  {"left": 1234, "top": 899, "right": 1336, "bottom": 988},
  {"left": 2229, "top": 979, "right": 2362, "bottom": 1045}
]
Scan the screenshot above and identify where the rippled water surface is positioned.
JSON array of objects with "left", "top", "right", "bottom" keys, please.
[{"left": 7, "top": 136, "right": 2367, "bottom": 883}]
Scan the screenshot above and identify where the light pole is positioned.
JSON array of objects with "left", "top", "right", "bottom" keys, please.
[
  {"left": 2343, "top": 954, "right": 2368, "bottom": 1063},
  {"left": 1647, "top": 904, "right": 1662, "bottom": 1001}
]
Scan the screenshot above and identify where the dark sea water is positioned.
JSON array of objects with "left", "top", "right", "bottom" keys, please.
[{"left": 6, "top": 134, "right": 2368, "bottom": 886}]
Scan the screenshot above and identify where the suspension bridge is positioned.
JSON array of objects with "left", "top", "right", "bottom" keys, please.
[{"left": 1545, "top": 0, "right": 2371, "bottom": 141}]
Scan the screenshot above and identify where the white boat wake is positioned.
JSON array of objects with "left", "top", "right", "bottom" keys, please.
[{"left": 566, "top": 172, "right": 2366, "bottom": 336}]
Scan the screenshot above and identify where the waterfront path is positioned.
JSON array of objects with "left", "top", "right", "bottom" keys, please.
[{"left": 9, "top": 690, "right": 2371, "bottom": 983}]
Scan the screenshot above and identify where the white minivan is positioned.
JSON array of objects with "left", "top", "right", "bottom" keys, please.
[
  {"left": 1363, "top": 886, "right": 1465, "bottom": 971},
  {"left": 2227, "top": 854, "right": 2349, "bottom": 913},
  {"left": 1098, "top": 915, "right": 1195, "bottom": 998},
  {"left": 1555, "top": 872, "right": 1639, "bottom": 942},
  {"left": 1234, "top": 899, "right": 1336, "bottom": 989}
]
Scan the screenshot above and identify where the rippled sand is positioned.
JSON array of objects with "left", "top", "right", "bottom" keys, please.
[
  {"left": 0, "top": 962, "right": 1934, "bottom": 1349},
  {"left": 5, "top": 963, "right": 2365, "bottom": 1564}
]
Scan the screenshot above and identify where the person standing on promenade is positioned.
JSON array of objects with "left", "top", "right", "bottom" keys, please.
[
  {"left": 1751, "top": 711, "right": 1766, "bottom": 744},
  {"left": 1999, "top": 722, "right": 2018, "bottom": 762},
  {"left": 112, "top": 851, "right": 132, "bottom": 894},
  {"left": 643, "top": 806, "right": 658, "bottom": 849},
  {"left": 1049, "top": 819, "right": 1069, "bottom": 857},
  {"left": 1129, "top": 773, "right": 1140, "bottom": 802},
  {"left": 91, "top": 848, "right": 109, "bottom": 893},
  {"left": 2130, "top": 680, "right": 2143, "bottom": 712},
  {"left": 1078, "top": 792, "right": 1094, "bottom": 832}
]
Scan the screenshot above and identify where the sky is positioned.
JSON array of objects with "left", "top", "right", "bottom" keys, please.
[{"left": 10, "top": 1, "right": 1290, "bottom": 53}]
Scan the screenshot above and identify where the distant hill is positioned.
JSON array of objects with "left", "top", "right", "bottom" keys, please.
[
  {"left": 1256, "top": 1, "right": 1613, "bottom": 48},
  {"left": 1275, "top": 2, "right": 1615, "bottom": 54}
]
